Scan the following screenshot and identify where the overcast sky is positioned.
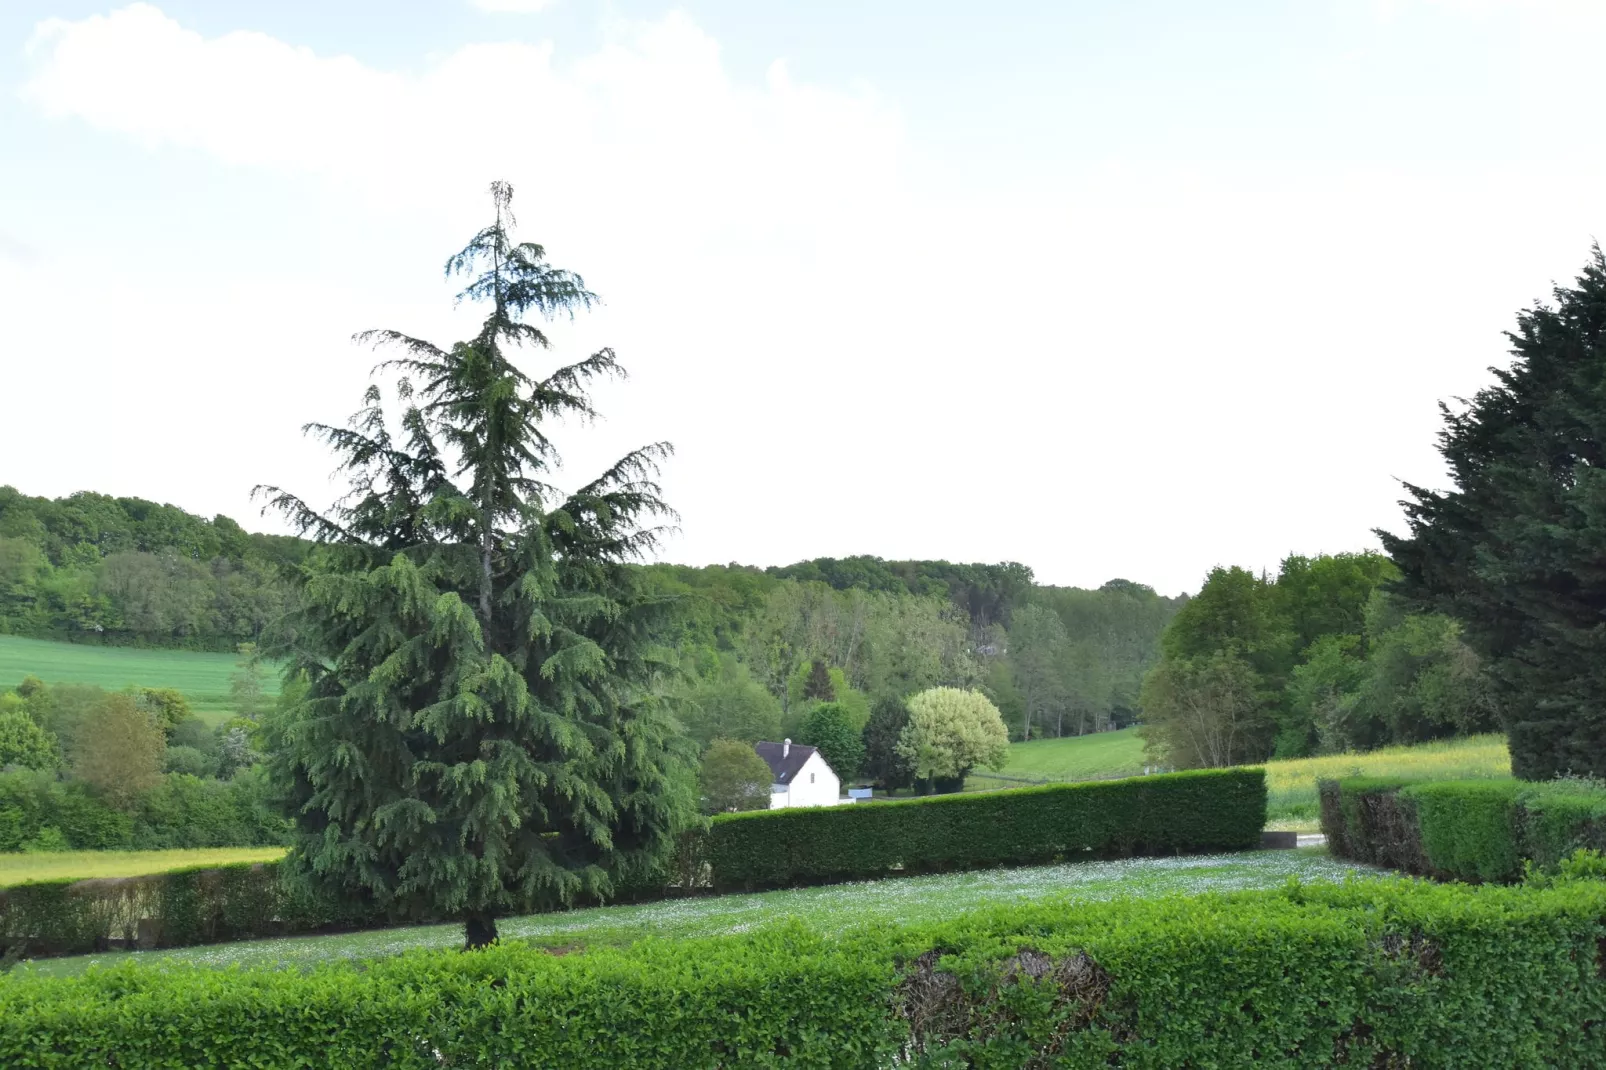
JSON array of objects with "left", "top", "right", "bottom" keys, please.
[{"left": 4, "top": 1, "right": 1605, "bottom": 596}]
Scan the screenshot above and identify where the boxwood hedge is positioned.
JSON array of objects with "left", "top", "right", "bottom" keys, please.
[
  {"left": 705, "top": 768, "right": 1266, "bottom": 890},
  {"left": 3, "top": 769, "right": 1266, "bottom": 957},
  {"left": 1320, "top": 776, "right": 1606, "bottom": 882},
  {"left": 1, "top": 875, "right": 1603, "bottom": 1067}
]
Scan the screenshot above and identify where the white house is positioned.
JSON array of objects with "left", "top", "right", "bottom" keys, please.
[{"left": 755, "top": 739, "right": 842, "bottom": 809}]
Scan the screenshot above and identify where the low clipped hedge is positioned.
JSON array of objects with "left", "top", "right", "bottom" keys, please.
[
  {"left": 1320, "top": 776, "right": 1606, "bottom": 882},
  {"left": 706, "top": 768, "right": 1266, "bottom": 890},
  {"left": 2, "top": 769, "right": 1264, "bottom": 957},
  {"left": 2, "top": 876, "right": 1605, "bottom": 1067}
]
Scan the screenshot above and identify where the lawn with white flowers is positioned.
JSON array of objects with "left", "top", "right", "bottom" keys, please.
[{"left": 19, "top": 847, "right": 1377, "bottom": 977}]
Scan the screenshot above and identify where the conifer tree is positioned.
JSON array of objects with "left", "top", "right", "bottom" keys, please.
[
  {"left": 258, "top": 182, "right": 696, "bottom": 948},
  {"left": 1381, "top": 246, "right": 1606, "bottom": 779}
]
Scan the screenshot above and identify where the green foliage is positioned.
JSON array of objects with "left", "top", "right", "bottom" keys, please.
[
  {"left": 260, "top": 182, "right": 697, "bottom": 947},
  {"left": 797, "top": 702, "right": 864, "bottom": 779},
  {"left": 227, "top": 642, "right": 268, "bottom": 720},
  {"left": 18, "top": 849, "right": 1600, "bottom": 1067},
  {"left": 1382, "top": 247, "right": 1606, "bottom": 780},
  {"left": 1321, "top": 776, "right": 1606, "bottom": 882},
  {"left": 897, "top": 687, "right": 1010, "bottom": 788},
  {"left": 705, "top": 768, "right": 1266, "bottom": 890},
  {"left": 698, "top": 739, "right": 773, "bottom": 814},
  {"left": 1139, "top": 648, "right": 1269, "bottom": 768},
  {"left": 161, "top": 745, "right": 216, "bottom": 779},
  {"left": 676, "top": 656, "right": 781, "bottom": 747},
  {"left": 135, "top": 686, "right": 192, "bottom": 734},
  {"left": 0, "top": 709, "right": 58, "bottom": 771},
  {"left": 0, "top": 768, "right": 286, "bottom": 854},
  {"left": 0, "top": 485, "right": 302, "bottom": 649},
  {"left": 861, "top": 695, "right": 914, "bottom": 791},
  {"left": 70, "top": 692, "right": 165, "bottom": 808}
]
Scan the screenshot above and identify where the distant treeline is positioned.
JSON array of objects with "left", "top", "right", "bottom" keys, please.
[
  {"left": 0, "top": 490, "right": 1183, "bottom": 739},
  {"left": 0, "top": 486, "right": 308, "bottom": 650}
]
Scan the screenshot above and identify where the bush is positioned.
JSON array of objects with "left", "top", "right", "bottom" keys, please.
[
  {"left": 3, "top": 877, "right": 1605, "bottom": 1066},
  {"left": 162, "top": 745, "right": 217, "bottom": 779},
  {"left": 1321, "top": 776, "right": 1606, "bottom": 882},
  {"left": 0, "top": 769, "right": 288, "bottom": 854},
  {"left": 706, "top": 767, "right": 1266, "bottom": 890}
]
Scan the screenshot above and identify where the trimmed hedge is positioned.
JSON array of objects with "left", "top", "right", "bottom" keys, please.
[
  {"left": 1320, "top": 776, "right": 1606, "bottom": 882},
  {"left": 2, "top": 876, "right": 1605, "bottom": 1066},
  {"left": 3, "top": 769, "right": 1265, "bottom": 957},
  {"left": 706, "top": 768, "right": 1267, "bottom": 890}
]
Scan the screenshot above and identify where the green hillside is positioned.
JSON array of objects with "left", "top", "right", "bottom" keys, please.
[
  {"left": 971, "top": 727, "right": 1148, "bottom": 786},
  {"left": 0, "top": 635, "right": 278, "bottom": 723}
]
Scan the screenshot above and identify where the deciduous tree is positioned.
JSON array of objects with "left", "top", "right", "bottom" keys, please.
[
  {"left": 896, "top": 687, "right": 1009, "bottom": 789},
  {"left": 699, "top": 740, "right": 773, "bottom": 813}
]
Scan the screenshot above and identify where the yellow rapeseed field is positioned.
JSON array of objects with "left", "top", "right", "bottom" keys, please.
[
  {"left": 1264, "top": 733, "right": 1511, "bottom": 825},
  {"left": 0, "top": 847, "right": 287, "bottom": 887}
]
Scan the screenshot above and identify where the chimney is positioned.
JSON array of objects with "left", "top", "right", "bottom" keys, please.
[{"left": 782, "top": 738, "right": 791, "bottom": 758}]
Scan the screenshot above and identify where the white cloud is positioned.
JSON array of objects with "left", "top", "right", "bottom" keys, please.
[{"left": 13, "top": 4, "right": 1606, "bottom": 594}]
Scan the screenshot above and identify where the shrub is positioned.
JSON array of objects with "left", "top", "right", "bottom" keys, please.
[
  {"left": 3, "top": 878, "right": 1605, "bottom": 1067},
  {"left": 698, "top": 740, "right": 772, "bottom": 814},
  {"left": 706, "top": 767, "right": 1266, "bottom": 890},
  {"left": 162, "top": 745, "right": 217, "bottom": 779},
  {"left": 1321, "top": 776, "right": 1606, "bottom": 882}
]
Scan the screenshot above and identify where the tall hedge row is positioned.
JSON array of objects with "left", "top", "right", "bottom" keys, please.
[
  {"left": 2, "top": 769, "right": 1265, "bottom": 957},
  {"left": 1320, "top": 776, "right": 1606, "bottom": 882},
  {"left": 3, "top": 876, "right": 1605, "bottom": 1067},
  {"left": 706, "top": 768, "right": 1266, "bottom": 890}
]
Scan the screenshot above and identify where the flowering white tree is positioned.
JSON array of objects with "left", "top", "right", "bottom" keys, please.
[{"left": 896, "top": 687, "right": 1010, "bottom": 784}]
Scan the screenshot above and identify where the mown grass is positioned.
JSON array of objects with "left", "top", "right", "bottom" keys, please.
[
  {"left": 0, "top": 635, "right": 279, "bottom": 723},
  {"left": 13, "top": 847, "right": 1369, "bottom": 978},
  {"left": 970, "top": 727, "right": 1146, "bottom": 787},
  {"left": 0, "top": 847, "right": 288, "bottom": 888}
]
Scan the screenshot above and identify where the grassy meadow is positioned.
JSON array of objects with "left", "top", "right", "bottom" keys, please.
[
  {"left": 976, "top": 727, "right": 1511, "bottom": 829},
  {"left": 1263, "top": 733, "right": 1511, "bottom": 824},
  {"left": 0, "top": 635, "right": 278, "bottom": 724},
  {"left": 969, "top": 726, "right": 1146, "bottom": 787},
  {"left": 15, "top": 846, "right": 1369, "bottom": 977},
  {"left": 0, "top": 847, "right": 287, "bottom": 888}
]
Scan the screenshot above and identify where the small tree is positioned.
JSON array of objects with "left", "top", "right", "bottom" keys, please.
[
  {"left": 700, "top": 740, "right": 774, "bottom": 813},
  {"left": 138, "top": 687, "right": 193, "bottom": 736},
  {"left": 72, "top": 693, "right": 164, "bottom": 808},
  {"left": 0, "top": 709, "right": 58, "bottom": 771},
  {"left": 896, "top": 687, "right": 1009, "bottom": 791},
  {"left": 1137, "top": 650, "right": 1267, "bottom": 769},
  {"left": 229, "top": 643, "right": 268, "bottom": 721},
  {"left": 861, "top": 695, "right": 915, "bottom": 791},
  {"left": 798, "top": 701, "right": 865, "bottom": 780},
  {"left": 802, "top": 659, "right": 836, "bottom": 703}
]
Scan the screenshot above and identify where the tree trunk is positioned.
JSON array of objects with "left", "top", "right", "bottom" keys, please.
[{"left": 464, "top": 910, "right": 499, "bottom": 950}]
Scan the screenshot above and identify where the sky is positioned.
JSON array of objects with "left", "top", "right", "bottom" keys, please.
[{"left": 4, "top": 0, "right": 1606, "bottom": 596}]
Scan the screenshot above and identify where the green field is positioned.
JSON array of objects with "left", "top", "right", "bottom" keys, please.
[
  {"left": 0, "top": 847, "right": 287, "bottom": 888},
  {"left": 1264, "top": 734, "right": 1511, "bottom": 824},
  {"left": 970, "top": 726, "right": 1146, "bottom": 787},
  {"left": 15, "top": 846, "right": 1369, "bottom": 977},
  {"left": 0, "top": 635, "right": 278, "bottom": 723},
  {"left": 973, "top": 727, "right": 1511, "bottom": 829}
]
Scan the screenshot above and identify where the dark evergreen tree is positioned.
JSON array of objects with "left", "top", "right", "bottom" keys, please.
[
  {"left": 861, "top": 695, "right": 914, "bottom": 791},
  {"left": 1381, "top": 246, "right": 1606, "bottom": 779},
  {"left": 801, "top": 658, "right": 836, "bottom": 702},
  {"left": 258, "top": 182, "right": 696, "bottom": 948}
]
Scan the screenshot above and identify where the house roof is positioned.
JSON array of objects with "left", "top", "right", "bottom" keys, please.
[{"left": 754, "top": 741, "right": 821, "bottom": 785}]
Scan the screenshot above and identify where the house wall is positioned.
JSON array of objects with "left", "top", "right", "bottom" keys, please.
[{"left": 771, "top": 751, "right": 840, "bottom": 809}]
